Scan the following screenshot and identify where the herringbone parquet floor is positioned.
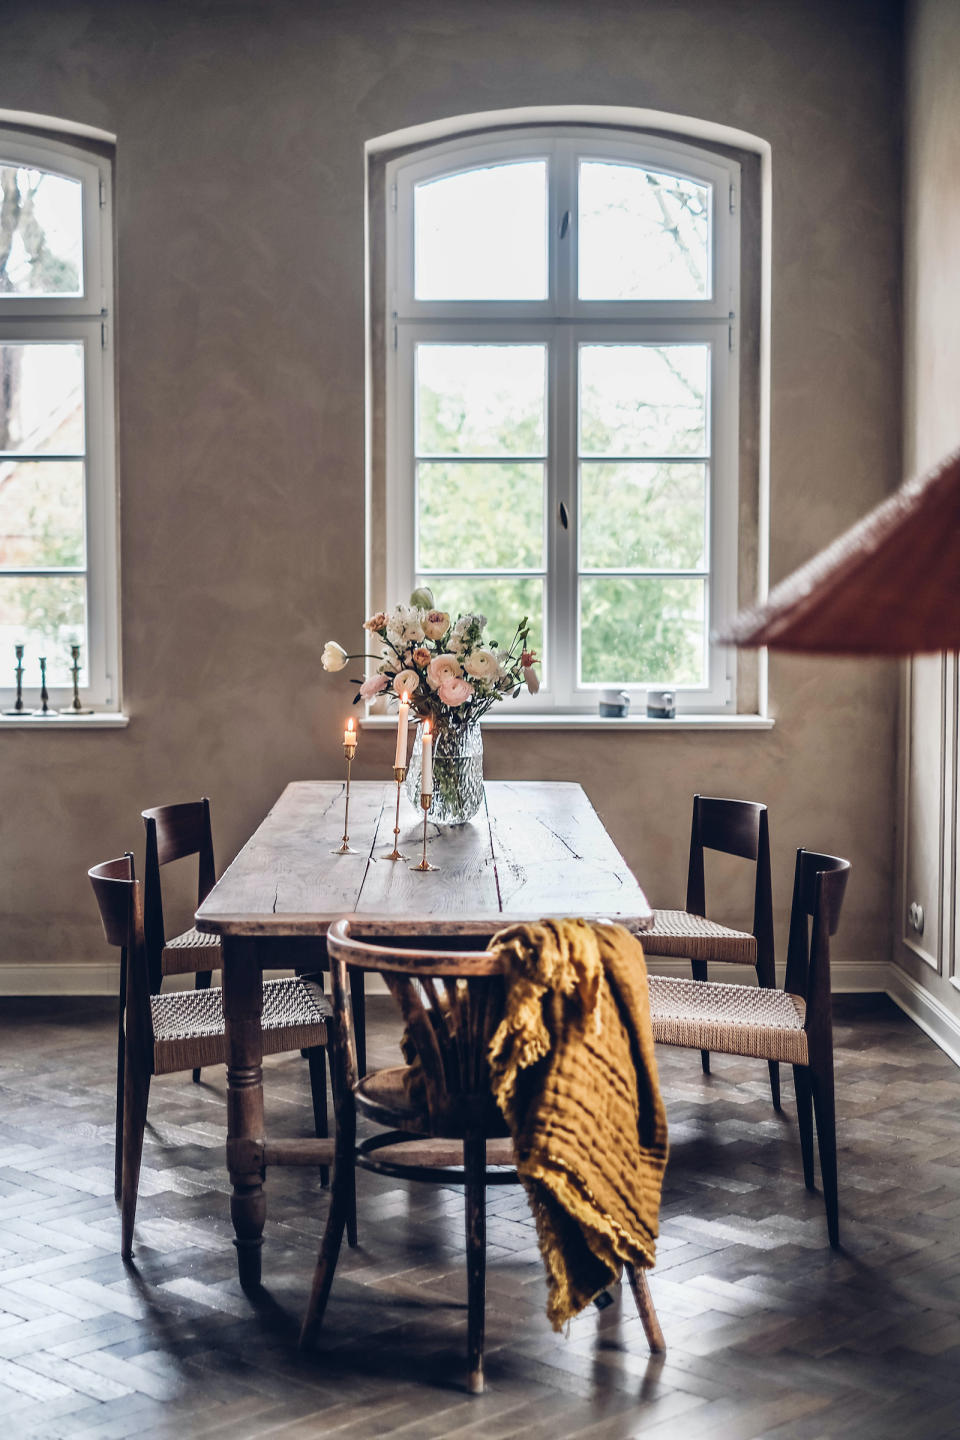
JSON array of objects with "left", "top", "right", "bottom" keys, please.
[{"left": 1, "top": 995, "right": 959, "bottom": 1440}]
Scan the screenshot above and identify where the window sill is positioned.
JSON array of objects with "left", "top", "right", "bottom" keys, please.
[
  {"left": 0, "top": 712, "right": 130, "bottom": 729},
  {"left": 359, "top": 712, "right": 774, "bottom": 733}
]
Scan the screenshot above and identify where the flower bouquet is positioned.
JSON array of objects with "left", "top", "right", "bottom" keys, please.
[{"left": 322, "top": 587, "right": 539, "bottom": 823}]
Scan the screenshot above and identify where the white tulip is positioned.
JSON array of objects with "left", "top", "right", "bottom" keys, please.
[{"left": 321, "top": 641, "right": 349, "bottom": 672}]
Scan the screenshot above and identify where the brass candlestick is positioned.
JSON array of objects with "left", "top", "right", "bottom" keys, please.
[
  {"left": 411, "top": 793, "right": 439, "bottom": 872},
  {"left": 60, "top": 642, "right": 92, "bottom": 715},
  {"left": 385, "top": 766, "right": 408, "bottom": 861},
  {"left": 33, "top": 656, "right": 55, "bottom": 717},
  {"left": 3, "top": 645, "right": 25, "bottom": 716},
  {"left": 332, "top": 742, "right": 359, "bottom": 855}
]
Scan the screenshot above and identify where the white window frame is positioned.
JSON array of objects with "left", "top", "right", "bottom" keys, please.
[
  {"left": 385, "top": 126, "right": 740, "bottom": 714},
  {"left": 0, "top": 131, "right": 118, "bottom": 711}
]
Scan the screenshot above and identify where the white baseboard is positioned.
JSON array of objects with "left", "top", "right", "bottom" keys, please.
[{"left": 886, "top": 964, "right": 960, "bottom": 1069}]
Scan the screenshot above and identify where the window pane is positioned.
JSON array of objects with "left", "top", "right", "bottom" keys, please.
[
  {"left": 418, "top": 462, "right": 543, "bottom": 572},
  {"left": 0, "top": 165, "right": 83, "bottom": 296},
  {"left": 580, "top": 576, "right": 705, "bottom": 685},
  {"left": 580, "top": 462, "right": 706, "bottom": 571},
  {"left": 0, "top": 573, "right": 85, "bottom": 685},
  {"left": 415, "top": 161, "right": 547, "bottom": 301},
  {"left": 417, "top": 345, "right": 546, "bottom": 457},
  {"left": 420, "top": 575, "right": 543, "bottom": 669},
  {"left": 580, "top": 344, "right": 707, "bottom": 457},
  {"left": 0, "top": 343, "right": 85, "bottom": 454},
  {"left": 579, "top": 161, "right": 710, "bottom": 301},
  {"left": 0, "top": 460, "right": 85, "bottom": 568}
]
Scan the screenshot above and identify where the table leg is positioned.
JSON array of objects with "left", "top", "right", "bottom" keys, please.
[{"left": 222, "top": 935, "right": 265, "bottom": 1290}]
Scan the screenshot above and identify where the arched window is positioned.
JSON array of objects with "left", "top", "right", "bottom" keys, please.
[
  {"left": 384, "top": 128, "right": 741, "bottom": 714},
  {"left": 0, "top": 129, "right": 117, "bottom": 712}
]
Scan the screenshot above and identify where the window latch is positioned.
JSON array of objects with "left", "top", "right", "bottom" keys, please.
[
  {"left": 559, "top": 210, "right": 570, "bottom": 239},
  {"left": 558, "top": 500, "right": 569, "bottom": 530}
]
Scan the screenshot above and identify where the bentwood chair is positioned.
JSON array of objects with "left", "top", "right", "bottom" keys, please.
[
  {"left": 642, "top": 795, "right": 779, "bottom": 1106},
  {"left": 89, "top": 854, "right": 332, "bottom": 1258},
  {"left": 142, "top": 798, "right": 221, "bottom": 1085},
  {"left": 300, "top": 920, "right": 665, "bottom": 1395},
  {"left": 649, "top": 849, "right": 850, "bottom": 1245}
]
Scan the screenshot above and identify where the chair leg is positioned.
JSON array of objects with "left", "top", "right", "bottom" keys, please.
[
  {"left": 114, "top": 958, "right": 127, "bottom": 1203},
  {"left": 464, "top": 1134, "right": 487, "bottom": 1395},
  {"left": 307, "top": 1046, "right": 329, "bottom": 1187},
  {"left": 767, "top": 1060, "right": 782, "bottom": 1111},
  {"left": 120, "top": 1061, "right": 150, "bottom": 1262},
  {"left": 691, "top": 959, "right": 710, "bottom": 1074},
  {"left": 350, "top": 967, "right": 366, "bottom": 1078},
  {"left": 625, "top": 1264, "right": 666, "bottom": 1354},
  {"left": 793, "top": 1064, "right": 815, "bottom": 1190},
  {"left": 192, "top": 970, "right": 213, "bottom": 1083},
  {"left": 811, "top": 1061, "right": 840, "bottom": 1248},
  {"left": 300, "top": 1138, "right": 352, "bottom": 1348}
]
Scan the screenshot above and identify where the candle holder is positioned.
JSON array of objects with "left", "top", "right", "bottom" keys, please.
[
  {"left": 411, "top": 793, "right": 439, "bottom": 872},
  {"left": 385, "top": 765, "right": 409, "bottom": 861},
  {"left": 2, "top": 645, "right": 25, "bottom": 716},
  {"left": 332, "top": 741, "right": 359, "bottom": 855},
  {"left": 32, "top": 657, "right": 55, "bottom": 717},
  {"left": 60, "top": 642, "right": 92, "bottom": 715}
]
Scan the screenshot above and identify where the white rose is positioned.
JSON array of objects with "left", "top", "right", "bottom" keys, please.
[
  {"left": 321, "top": 641, "right": 349, "bottom": 672},
  {"left": 426, "top": 653, "right": 462, "bottom": 691},
  {"left": 463, "top": 648, "right": 499, "bottom": 680}
]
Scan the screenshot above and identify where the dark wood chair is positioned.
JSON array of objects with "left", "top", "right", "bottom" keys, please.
[
  {"left": 300, "top": 920, "right": 665, "bottom": 1394},
  {"left": 89, "top": 854, "right": 332, "bottom": 1259},
  {"left": 649, "top": 849, "right": 850, "bottom": 1245},
  {"left": 142, "top": 798, "right": 221, "bottom": 1085},
  {"left": 641, "top": 795, "right": 779, "bottom": 1106}
]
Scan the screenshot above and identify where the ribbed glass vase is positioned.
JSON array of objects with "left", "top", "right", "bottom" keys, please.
[{"left": 405, "top": 718, "right": 484, "bottom": 826}]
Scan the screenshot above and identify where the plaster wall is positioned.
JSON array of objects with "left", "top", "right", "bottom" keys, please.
[{"left": 0, "top": 0, "right": 901, "bottom": 981}]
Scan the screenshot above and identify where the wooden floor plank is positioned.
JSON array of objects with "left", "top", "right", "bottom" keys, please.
[{"left": 1, "top": 995, "right": 959, "bottom": 1437}]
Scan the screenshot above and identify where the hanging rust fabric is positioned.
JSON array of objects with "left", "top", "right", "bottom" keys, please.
[
  {"left": 719, "top": 445, "right": 960, "bottom": 655},
  {"left": 487, "top": 918, "right": 668, "bottom": 1330}
]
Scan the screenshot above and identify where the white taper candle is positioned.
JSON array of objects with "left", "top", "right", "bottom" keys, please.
[
  {"left": 421, "top": 720, "right": 433, "bottom": 795},
  {"left": 394, "top": 692, "right": 410, "bottom": 768}
]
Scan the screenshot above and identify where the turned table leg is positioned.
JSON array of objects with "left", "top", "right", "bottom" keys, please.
[{"left": 222, "top": 935, "right": 266, "bottom": 1290}]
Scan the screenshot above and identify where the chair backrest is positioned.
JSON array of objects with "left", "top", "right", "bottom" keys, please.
[
  {"left": 326, "top": 920, "right": 504, "bottom": 1134},
  {"left": 783, "top": 849, "right": 851, "bottom": 1047},
  {"left": 685, "top": 794, "right": 774, "bottom": 963},
  {"left": 141, "top": 797, "right": 216, "bottom": 988},
  {"left": 89, "top": 855, "right": 155, "bottom": 1054}
]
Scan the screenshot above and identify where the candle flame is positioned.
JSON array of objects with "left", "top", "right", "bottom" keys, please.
[
  {"left": 423, "top": 720, "right": 430, "bottom": 736},
  {"left": 346, "top": 717, "right": 354, "bottom": 733}
]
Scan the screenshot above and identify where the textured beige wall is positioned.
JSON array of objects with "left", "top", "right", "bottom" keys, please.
[{"left": 0, "top": 0, "right": 902, "bottom": 979}]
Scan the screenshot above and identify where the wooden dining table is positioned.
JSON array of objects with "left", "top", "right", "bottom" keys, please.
[{"left": 195, "top": 779, "right": 653, "bottom": 1288}]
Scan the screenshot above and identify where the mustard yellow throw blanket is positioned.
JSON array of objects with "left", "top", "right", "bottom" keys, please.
[{"left": 487, "top": 918, "right": 668, "bottom": 1331}]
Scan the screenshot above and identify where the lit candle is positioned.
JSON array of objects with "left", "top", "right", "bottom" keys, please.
[
  {"left": 394, "top": 691, "right": 410, "bottom": 768},
  {"left": 421, "top": 720, "right": 433, "bottom": 796},
  {"left": 343, "top": 716, "right": 357, "bottom": 750}
]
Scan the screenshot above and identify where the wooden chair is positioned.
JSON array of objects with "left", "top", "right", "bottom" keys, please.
[
  {"left": 649, "top": 849, "right": 850, "bottom": 1245},
  {"left": 89, "top": 854, "right": 332, "bottom": 1259},
  {"left": 641, "top": 795, "right": 779, "bottom": 1106},
  {"left": 300, "top": 920, "right": 665, "bottom": 1395},
  {"left": 142, "top": 798, "right": 221, "bottom": 1085}
]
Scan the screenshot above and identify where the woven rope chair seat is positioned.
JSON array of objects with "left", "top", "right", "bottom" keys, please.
[
  {"left": 161, "top": 926, "right": 221, "bottom": 977},
  {"left": 649, "top": 975, "right": 808, "bottom": 1065},
  {"left": 151, "top": 976, "right": 329, "bottom": 1075},
  {"left": 641, "top": 909, "right": 757, "bottom": 963}
]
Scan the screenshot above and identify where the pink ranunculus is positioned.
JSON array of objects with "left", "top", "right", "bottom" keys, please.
[
  {"left": 422, "top": 609, "right": 450, "bottom": 642},
  {"left": 427, "top": 653, "right": 462, "bottom": 691},
  {"left": 438, "top": 675, "right": 474, "bottom": 707},
  {"left": 359, "top": 674, "right": 388, "bottom": 700}
]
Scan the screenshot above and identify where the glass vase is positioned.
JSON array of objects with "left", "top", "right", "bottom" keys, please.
[{"left": 405, "top": 718, "right": 485, "bottom": 826}]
